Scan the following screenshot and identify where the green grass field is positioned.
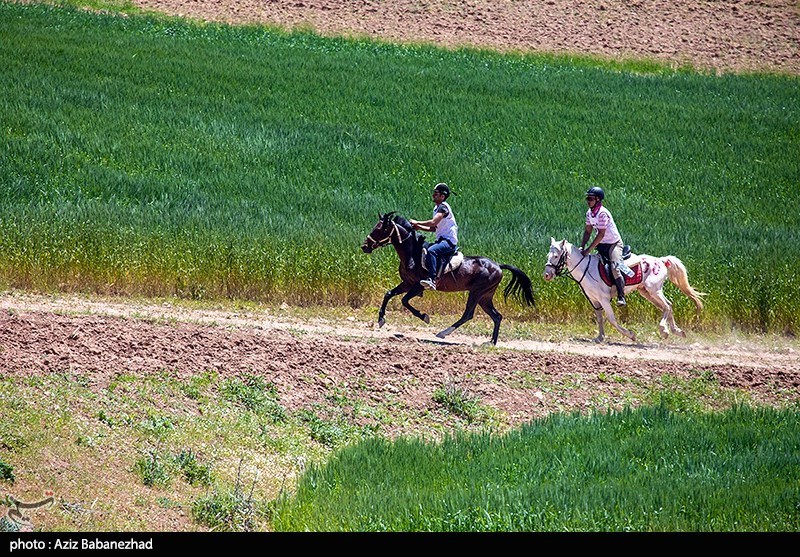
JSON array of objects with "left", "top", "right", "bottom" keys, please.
[
  {"left": 2, "top": 365, "right": 798, "bottom": 532},
  {"left": 272, "top": 405, "right": 800, "bottom": 532},
  {"left": 2, "top": 2, "right": 798, "bottom": 334}
]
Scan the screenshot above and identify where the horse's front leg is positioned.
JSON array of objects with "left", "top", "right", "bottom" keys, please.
[
  {"left": 598, "top": 299, "right": 636, "bottom": 342},
  {"left": 378, "top": 284, "right": 410, "bottom": 327},
  {"left": 401, "top": 286, "right": 430, "bottom": 324},
  {"left": 593, "top": 307, "right": 605, "bottom": 343}
]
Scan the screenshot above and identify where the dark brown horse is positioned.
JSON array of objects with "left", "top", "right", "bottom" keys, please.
[{"left": 361, "top": 212, "right": 535, "bottom": 345}]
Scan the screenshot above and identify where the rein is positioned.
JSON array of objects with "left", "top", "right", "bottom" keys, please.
[
  {"left": 567, "top": 251, "right": 591, "bottom": 285},
  {"left": 391, "top": 221, "right": 413, "bottom": 245}
]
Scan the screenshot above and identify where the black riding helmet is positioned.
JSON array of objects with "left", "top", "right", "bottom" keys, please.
[
  {"left": 585, "top": 186, "right": 605, "bottom": 200},
  {"left": 434, "top": 182, "right": 451, "bottom": 199}
]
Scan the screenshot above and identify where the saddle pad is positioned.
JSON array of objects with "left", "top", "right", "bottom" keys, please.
[
  {"left": 598, "top": 259, "right": 643, "bottom": 287},
  {"left": 421, "top": 250, "right": 464, "bottom": 275},
  {"left": 444, "top": 251, "right": 464, "bottom": 274}
]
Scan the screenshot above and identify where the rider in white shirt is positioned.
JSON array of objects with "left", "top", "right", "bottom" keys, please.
[
  {"left": 580, "top": 186, "right": 627, "bottom": 306},
  {"left": 410, "top": 183, "right": 459, "bottom": 291}
]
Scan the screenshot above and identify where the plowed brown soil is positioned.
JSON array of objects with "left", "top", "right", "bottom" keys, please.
[
  {"left": 127, "top": 0, "right": 800, "bottom": 75},
  {"left": 2, "top": 292, "right": 798, "bottom": 434}
]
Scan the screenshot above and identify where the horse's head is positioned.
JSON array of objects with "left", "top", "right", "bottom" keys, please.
[
  {"left": 543, "top": 237, "right": 569, "bottom": 281},
  {"left": 361, "top": 212, "right": 398, "bottom": 254}
]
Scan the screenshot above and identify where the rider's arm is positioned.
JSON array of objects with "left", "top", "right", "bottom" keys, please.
[
  {"left": 411, "top": 212, "right": 444, "bottom": 232},
  {"left": 580, "top": 224, "right": 592, "bottom": 250},
  {"left": 587, "top": 228, "right": 605, "bottom": 251}
]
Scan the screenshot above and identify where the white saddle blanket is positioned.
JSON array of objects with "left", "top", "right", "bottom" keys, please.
[{"left": 421, "top": 250, "right": 464, "bottom": 275}]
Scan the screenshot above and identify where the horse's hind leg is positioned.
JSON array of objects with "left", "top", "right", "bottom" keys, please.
[
  {"left": 401, "top": 287, "right": 430, "bottom": 324},
  {"left": 647, "top": 287, "right": 684, "bottom": 338},
  {"left": 435, "top": 291, "right": 480, "bottom": 340},
  {"left": 478, "top": 297, "right": 502, "bottom": 345},
  {"left": 636, "top": 287, "right": 671, "bottom": 338},
  {"left": 660, "top": 292, "right": 684, "bottom": 337}
]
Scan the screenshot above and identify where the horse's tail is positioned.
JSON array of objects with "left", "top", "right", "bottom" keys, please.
[
  {"left": 500, "top": 264, "right": 536, "bottom": 307},
  {"left": 664, "top": 256, "right": 706, "bottom": 314}
]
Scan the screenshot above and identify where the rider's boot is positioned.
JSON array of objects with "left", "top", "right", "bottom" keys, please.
[{"left": 615, "top": 276, "right": 627, "bottom": 306}]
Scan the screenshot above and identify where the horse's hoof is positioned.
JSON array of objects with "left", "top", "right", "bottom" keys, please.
[
  {"left": 677, "top": 330, "right": 686, "bottom": 338},
  {"left": 593, "top": 337, "right": 603, "bottom": 344},
  {"left": 422, "top": 314, "right": 430, "bottom": 324},
  {"left": 436, "top": 326, "right": 455, "bottom": 339},
  {"left": 378, "top": 317, "right": 385, "bottom": 328}
]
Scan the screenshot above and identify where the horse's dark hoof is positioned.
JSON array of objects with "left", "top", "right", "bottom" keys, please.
[
  {"left": 422, "top": 314, "right": 430, "bottom": 324},
  {"left": 378, "top": 317, "right": 385, "bottom": 328},
  {"left": 436, "top": 326, "right": 455, "bottom": 338}
]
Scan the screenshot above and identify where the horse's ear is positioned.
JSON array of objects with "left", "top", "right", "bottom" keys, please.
[{"left": 550, "top": 237, "right": 556, "bottom": 246}]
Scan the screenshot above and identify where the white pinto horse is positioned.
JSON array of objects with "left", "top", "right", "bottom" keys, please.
[{"left": 543, "top": 238, "right": 706, "bottom": 343}]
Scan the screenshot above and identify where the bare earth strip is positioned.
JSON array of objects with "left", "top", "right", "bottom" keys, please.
[
  {"left": 125, "top": 0, "right": 800, "bottom": 75},
  {"left": 1, "top": 292, "right": 798, "bottom": 434}
]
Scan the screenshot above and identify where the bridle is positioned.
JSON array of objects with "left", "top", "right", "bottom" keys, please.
[
  {"left": 545, "top": 249, "right": 569, "bottom": 277},
  {"left": 546, "top": 244, "right": 600, "bottom": 310},
  {"left": 546, "top": 245, "right": 591, "bottom": 284},
  {"left": 363, "top": 218, "right": 413, "bottom": 250}
]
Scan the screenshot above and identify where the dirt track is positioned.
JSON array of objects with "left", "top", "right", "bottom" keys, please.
[{"left": 2, "top": 292, "right": 798, "bottom": 434}]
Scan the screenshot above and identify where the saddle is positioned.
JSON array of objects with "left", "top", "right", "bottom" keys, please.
[
  {"left": 421, "top": 247, "right": 464, "bottom": 278},
  {"left": 598, "top": 245, "right": 643, "bottom": 287}
]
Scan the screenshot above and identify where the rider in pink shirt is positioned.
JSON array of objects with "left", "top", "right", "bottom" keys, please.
[{"left": 580, "top": 186, "right": 627, "bottom": 306}]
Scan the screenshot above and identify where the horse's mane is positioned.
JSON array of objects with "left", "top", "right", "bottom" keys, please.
[
  {"left": 388, "top": 213, "right": 425, "bottom": 263},
  {"left": 390, "top": 213, "right": 411, "bottom": 231}
]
